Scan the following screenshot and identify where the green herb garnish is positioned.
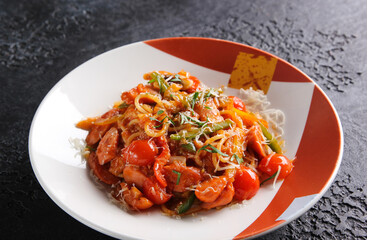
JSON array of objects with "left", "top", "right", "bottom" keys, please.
[
  {"left": 181, "top": 142, "right": 196, "bottom": 153},
  {"left": 179, "top": 113, "right": 208, "bottom": 127},
  {"left": 157, "top": 110, "right": 164, "bottom": 115},
  {"left": 117, "top": 102, "right": 130, "bottom": 109},
  {"left": 86, "top": 146, "right": 96, "bottom": 151},
  {"left": 150, "top": 115, "right": 175, "bottom": 128},
  {"left": 230, "top": 154, "right": 243, "bottom": 164},
  {"left": 149, "top": 72, "right": 169, "bottom": 93},
  {"left": 168, "top": 74, "right": 182, "bottom": 83},
  {"left": 172, "top": 170, "right": 182, "bottom": 185},
  {"left": 191, "top": 92, "right": 199, "bottom": 109},
  {"left": 260, "top": 170, "right": 280, "bottom": 186},
  {"left": 198, "top": 144, "right": 229, "bottom": 157}
]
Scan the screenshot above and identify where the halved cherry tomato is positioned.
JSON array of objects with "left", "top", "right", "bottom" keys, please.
[
  {"left": 233, "top": 165, "right": 260, "bottom": 201},
  {"left": 258, "top": 153, "right": 294, "bottom": 180},
  {"left": 142, "top": 177, "right": 172, "bottom": 204},
  {"left": 186, "top": 75, "right": 201, "bottom": 93},
  {"left": 87, "top": 152, "right": 120, "bottom": 185},
  {"left": 229, "top": 96, "right": 246, "bottom": 111},
  {"left": 123, "top": 139, "right": 158, "bottom": 166}
]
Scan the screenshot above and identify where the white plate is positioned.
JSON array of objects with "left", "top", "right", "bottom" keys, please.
[{"left": 29, "top": 37, "right": 343, "bottom": 239}]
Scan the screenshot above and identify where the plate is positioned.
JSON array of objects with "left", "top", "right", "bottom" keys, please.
[{"left": 29, "top": 37, "right": 343, "bottom": 239}]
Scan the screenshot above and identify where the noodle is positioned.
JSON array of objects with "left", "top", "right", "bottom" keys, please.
[{"left": 77, "top": 70, "right": 294, "bottom": 216}]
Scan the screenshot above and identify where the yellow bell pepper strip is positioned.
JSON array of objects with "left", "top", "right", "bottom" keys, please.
[
  {"left": 170, "top": 119, "right": 234, "bottom": 141},
  {"left": 233, "top": 108, "right": 268, "bottom": 128}
]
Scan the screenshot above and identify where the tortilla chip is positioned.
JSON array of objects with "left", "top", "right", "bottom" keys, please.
[{"left": 228, "top": 52, "right": 277, "bottom": 94}]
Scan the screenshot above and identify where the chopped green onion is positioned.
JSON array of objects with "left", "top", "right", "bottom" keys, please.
[
  {"left": 149, "top": 72, "right": 169, "bottom": 93},
  {"left": 179, "top": 113, "right": 207, "bottom": 127},
  {"left": 191, "top": 92, "right": 199, "bottom": 109},
  {"left": 204, "top": 106, "right": 212, "bottom": 110},
  {"left": 168, "top": 74, "right": 181, "bottom": 82},
  {"left": 172, "top": 170, "right": 181, "bottom": 185},
  {"left": 149, "top": 117, "right": 161, "bottom": 122},
  {"left": 230, "top": 154, "right": 243, "bottom": 164},
  {"left": 86, "top": 146, "right": 96, "bottom": 151},
  {"left": 198, "top": 144, "right": 229, "bottom": 157},
  {"left": 117, "top": 102, "right": 130, "bottom": 109},
  {"left": 260, "top": 170, "right": 280, "bottom": 186},
  {"left": 151, "top": 115, "right": 175, "bottom": 128},
  {"left": 157, "top": 110, "right": 164, "bottom": 115}
]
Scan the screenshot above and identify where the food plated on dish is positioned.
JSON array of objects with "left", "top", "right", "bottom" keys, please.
[
  {"left": 29, "top": 37, "right": 343, "bottom": 240},
  {"left": 76, "top": 70, "right": 294, "bottom": 215}
]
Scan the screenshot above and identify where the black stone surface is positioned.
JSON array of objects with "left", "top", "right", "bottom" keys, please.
[{"left": 1, "top": 0, "right": 366, "bottom": 239}]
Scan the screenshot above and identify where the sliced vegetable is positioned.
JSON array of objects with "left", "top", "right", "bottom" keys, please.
[
  {"left": 157, "top": 109, "right": 164, "bottom": 115},
  {"left": 258, "top": 121, "right": 283, "bottom": 154},
  {"left": 180, "top": 142, "right": 196, "bottom": 153},
  {"left": 117, "top": 102, "right": 130, "bottom": 109},
  {"left": 149, "top": 72, "right": 169, "bottom": 93},
  {"left": 172, "top": 170, "right": 181, "bottom": 185},
  {"left": 177, "top": 192, "right": 196, "bottom": 214},
  {"left": 198, "top": 144, "right": 229, "bottom": 157},
  {"left": 191, "top": 92, "right": 199, "bottom": 109},
  {"left": 233, "top": 108, "right": 259, "bottom": 127},
  {"left": 170, "top": 119, "right": 234, "bottom": 140},
  {"left": 230, "top": 154, "right": 243, "bottom": 164},
  {"left": 179, "top": 112, "right": 208, "bottom": 127}
]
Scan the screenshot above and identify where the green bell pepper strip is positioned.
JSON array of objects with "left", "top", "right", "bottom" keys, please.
[
  {"left": 258, "top": 121, "right": 282, "bottom": 153},
  {"left": 177, "top": 192, "right": 196, "bottom": 214},
  {"left": 170, "top": 119, "right": 234, "bottom": 141}
]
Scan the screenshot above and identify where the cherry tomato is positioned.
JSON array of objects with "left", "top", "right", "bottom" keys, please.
[
  {"left": 123, "top": 140, "right": 158, "bottom": 166},
  {"left": 186, "top": 76, "right": 201, "bottom": 93},
  {"left": 229, "top": 96, "right": 246, "bottom": 111},
  {"left": 233, "top": 165, "right": 260, "bottom": 201},
  {"left": 258, "top": 153, "right": 294, "bottom": 180}
]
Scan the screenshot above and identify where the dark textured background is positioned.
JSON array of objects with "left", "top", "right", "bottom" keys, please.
[{"left": 1, "top": 0, "right": 366, "bottom": 239}]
